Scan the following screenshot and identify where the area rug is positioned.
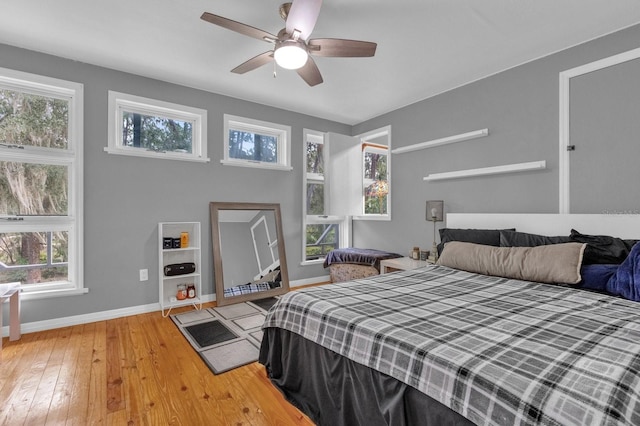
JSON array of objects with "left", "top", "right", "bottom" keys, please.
[{"left": 171, "top": 297, "right": 279, "bottom": 374}]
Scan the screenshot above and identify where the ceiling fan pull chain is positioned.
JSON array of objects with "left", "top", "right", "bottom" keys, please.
[{"left": 273, "top": 60, "right": 277, "bottom": 79}]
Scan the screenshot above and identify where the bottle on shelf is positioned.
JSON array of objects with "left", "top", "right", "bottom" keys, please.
[
  {"left": 176, "top": 284, "right": 187, "bottom": 300},
  {"left": 187, "top": 283, "right": 196, "bottom": 299}
]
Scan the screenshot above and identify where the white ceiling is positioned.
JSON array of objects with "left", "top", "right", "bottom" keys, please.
[{"left": 2, "top": 1, "right": 640, "bottom": 125}]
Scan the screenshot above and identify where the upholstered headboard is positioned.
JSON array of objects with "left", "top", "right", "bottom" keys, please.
[{"left": 446, "top": 214, "right": 640, "bottom": 239}]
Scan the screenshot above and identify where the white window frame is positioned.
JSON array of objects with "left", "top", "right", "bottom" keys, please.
[
  {"left": 0, "top": 67, "right": 85, "bottom": 299},
  {"left": 354, "top": 126, "right": 391, "bottom": 221},
  {"left": 105, "top": 91, "right": 209, "bottom": 163},
  {"left": 302, "top": 129, "right": 350, "bottom": 265},
  {"left": 222, "top": 114, "right": 292, "bottom": 171}
]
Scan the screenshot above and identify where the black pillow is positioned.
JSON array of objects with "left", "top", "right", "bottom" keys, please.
[
  {"left": 570, "top": 229, "right": 638, "bottom": 265},
  {"left": 437, "top": 228, "right": 515, "bottom": 255},
  {"left": 500, "top": 230, "right": 571, "bottom": 247}
]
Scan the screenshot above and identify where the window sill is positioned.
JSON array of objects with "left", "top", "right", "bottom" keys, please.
[
  {"left": 353, "top": 215, "right": 391, "bottom": 221},
  {"left": 104, "top": 147, "right": 210, "bottom": 163},
  {"left": 20, "top": 287, "right": 89, "bottom": 301},
  {"left": 300, "top": 259, "right": 325, "bottom": 267},
  {"left": 221, "top": 159, "right": 293, "bottom": 171}
]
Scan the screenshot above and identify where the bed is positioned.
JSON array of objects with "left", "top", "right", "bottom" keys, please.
[
  {"left": 259, "top": 214, "right": 640, "bottom": 425},
  {"left": 323, "top": 247, "right": 403, "bottom": 282}
]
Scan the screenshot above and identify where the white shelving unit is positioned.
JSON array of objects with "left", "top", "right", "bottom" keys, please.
[{"left": 158, "top": 222, "right": 202, "bottom": 317}]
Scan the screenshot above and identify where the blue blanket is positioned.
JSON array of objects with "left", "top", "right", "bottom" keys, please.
[{"left": 580, "top": 242, "right": 640, "bottom": 301}]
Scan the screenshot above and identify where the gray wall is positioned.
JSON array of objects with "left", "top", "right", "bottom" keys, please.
[
  {"left": 351, "top": 23, "right": 640, "bottom": 255},
  {"left": 0, "top": 43, "right": 350, "bottom": 325}
]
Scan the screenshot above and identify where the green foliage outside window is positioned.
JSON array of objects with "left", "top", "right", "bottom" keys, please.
[
  {"left": 364, "top": 152, "right": 388, "bottom": 214},
  {"left": 305, "top": 224, "right": 338, "bottom": 260},
  {"left": 122, "top": 112, "right": 193, "bottom": 153},
  {"left": 228, "top": 130, "right": 277, "bottom": 163}
]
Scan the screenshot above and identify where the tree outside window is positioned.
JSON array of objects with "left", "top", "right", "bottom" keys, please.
[{"left": 363, "top": 147, "right": 389, "bottom": 215}]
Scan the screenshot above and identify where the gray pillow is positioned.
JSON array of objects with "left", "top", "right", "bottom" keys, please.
[
  {"left": 500, "top": 230, "right": 571, "bottom": 247},
  {"left": 437, "top": 241, "right": 586, "bottom": 284}
]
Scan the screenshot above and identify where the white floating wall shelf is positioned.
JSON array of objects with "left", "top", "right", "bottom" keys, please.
[
  {"left": 392, "top": 128, "right": 489, "bottom": 154},
  {"left": 424, "top": 160, "right": 546, "bottom": 182}
]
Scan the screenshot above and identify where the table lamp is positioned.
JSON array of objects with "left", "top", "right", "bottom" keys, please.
[{"left": 426, "top": 200, "right": 444, "bottom": 261}]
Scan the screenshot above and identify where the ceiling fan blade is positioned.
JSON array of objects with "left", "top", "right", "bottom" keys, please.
[
  {"left": 285, "top": 0, "right": 323, "bottom": 41},
  {"left": 201, "top": 12, "right": 277, "bottom": 42},
  {"left": 308, "top": 38, "right": 377, "bottom": 57},
  {"left": 296, "top": 56, "right": 323, "bottom": 86},
  {"left": 231, "top": 51, "right": 274, "bottom": 74}
]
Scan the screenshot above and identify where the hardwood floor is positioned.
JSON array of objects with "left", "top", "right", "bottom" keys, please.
[{"left": 0, "top": 302, "right": 315, "bottom": 425}]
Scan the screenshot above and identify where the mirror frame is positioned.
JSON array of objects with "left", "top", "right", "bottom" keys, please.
[{"left": 210, "top": 201, "right": 290, "bottom": 307}]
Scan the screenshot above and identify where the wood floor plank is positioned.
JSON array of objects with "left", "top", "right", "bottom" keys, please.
[
  {"left": 87, "top": 321, "right": 108, "bottom": 424},
  {"left": 106, "top": 318, "right": 125, "bottom": 413},
  {"left": 65, "top": 321, "right": 97, "bottom": 425}
]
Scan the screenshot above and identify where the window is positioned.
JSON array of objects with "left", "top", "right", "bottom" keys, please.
[
  {"left": 106, "top": 91, "right": 208, "bottom": 162},
  {"left": 223, "top": 114, "right": 292, "bottom": 171},
  {"left": 363, "top": 144, "right": 389, "bottom": 215},
  {"left": 0, "top": 67, "right": 84, "bottom": 297},
  {"left": 302, "top": 130, "right": 350, "bottom": 263},
  {"left": 357, "top": 126, "right": 391, "bottom": 219}
]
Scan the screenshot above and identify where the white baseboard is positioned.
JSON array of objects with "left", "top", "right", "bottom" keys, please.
[
  {"left": 1, "top": 293, "right": 216, "bottom": 337},
  {"left": 2, "top": 276, "right": 329, "bottom": 337},
  {"left": 290, "top": 275, "right": 330, "bottom": 288}
]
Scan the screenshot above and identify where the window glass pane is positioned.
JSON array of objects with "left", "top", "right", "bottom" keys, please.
[
  {"left": 0, "top": 231, "right": 69, "bottom": 285},
  {"left": 306, "top": 142, "right": 324, "bottom": 174},
  {"left": 364, "top": 191, "right": 388, "bottom": 215},
  {"left": 306, "top": 183, "right": 324, "bottom": 215},
  {"left": 364, "top": 152, "right": 387, "bottom": 180},
  {"left": 0, "top": 161, "right": 68, "bottom": 216},
  {"left": 228, "top": 130, "right": 277, "bottom": 163},
  {"left": 305, "top": 224, "right": 339, "bottom": 260},
  {"left": 0, "top": 89, "right": 69, "bottom": 149},
  {"left": 122, "top": 112, "right": 193, "bottom": 153},
  {"left": 364, "top": 150, "right": 388, "bottom": 215}
]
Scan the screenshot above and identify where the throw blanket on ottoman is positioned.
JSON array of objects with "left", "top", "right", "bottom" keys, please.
[{"left": 324, "top": 248, "right": 403, "bottom": 283}]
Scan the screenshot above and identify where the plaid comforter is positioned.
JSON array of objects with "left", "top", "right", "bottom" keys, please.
[{"left": 262, "top": 265, "right": 640, "bottom": 425}]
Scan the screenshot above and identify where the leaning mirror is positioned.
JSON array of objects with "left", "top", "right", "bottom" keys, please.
[{"left": 210, "top": 202, "right": 290, "bottom": 306}]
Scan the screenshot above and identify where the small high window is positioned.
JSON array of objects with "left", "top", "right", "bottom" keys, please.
[
  {"left": 106, "top": 91, "right": 209, "bottom": 162},
  {"left": 223, "top": 114, "right": 292, "bottom": 171}
]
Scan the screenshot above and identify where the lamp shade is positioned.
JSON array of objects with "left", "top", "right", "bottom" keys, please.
[{"left": 426, "top": 200, "right": 444, "bottom": 222}]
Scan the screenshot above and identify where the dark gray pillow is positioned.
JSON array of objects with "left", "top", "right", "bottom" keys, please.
[
  {"left": 570, "top": 229, "right": 638, "bottom": 265},
  {"left": 438, "top": 228, "right": 515, "bottom": 255},
  {"left": 500, "top": 230, "right": 571, "bottom": 247}
]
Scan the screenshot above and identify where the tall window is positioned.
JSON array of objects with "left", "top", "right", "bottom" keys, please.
[
  {"left": 106, "top": 91, "right": 208, "bottom": 163},
  {"left": 302, "top": 130, "right": 349, "bottom": 263},
  {"left": 223, "top": 114, "right": 291, "bottom": 171},
  {"left": 358, "top": 126, "right": 391, "bottom": 219},
  {"left": 363, "top": 144, "right": 389, "bottom": 215},
  {"left": 0, "top": 67, "right": 84, "bottom": 296}
]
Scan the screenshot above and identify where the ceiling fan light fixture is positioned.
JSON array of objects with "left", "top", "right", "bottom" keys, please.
[{"left": 274, "top": 41, "right": 308, "bottom": 70}]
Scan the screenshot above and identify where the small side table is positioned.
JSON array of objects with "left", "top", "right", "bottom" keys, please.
[
  {"left": 380, "top": 257, "right": 433, "bottom": 274},
  {"left": 0, "top": 282, "right": 21, "bottom": 354}
]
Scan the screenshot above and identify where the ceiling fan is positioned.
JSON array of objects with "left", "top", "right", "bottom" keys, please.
[{"left": 200, "top": 0, "right": 377, "bottom": 87}]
